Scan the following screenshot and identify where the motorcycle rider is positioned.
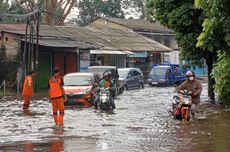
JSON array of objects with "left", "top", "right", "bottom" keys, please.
[
  {"left": 176, "top": 71, "right": 202, "bottom": 119},
  {"left": 94, "top": 71, "right": 115, "bottom": 109}
]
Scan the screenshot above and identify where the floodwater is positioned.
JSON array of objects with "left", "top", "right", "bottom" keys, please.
[{"left": 0, "top": 83, "right": 230, "bottom": 152}]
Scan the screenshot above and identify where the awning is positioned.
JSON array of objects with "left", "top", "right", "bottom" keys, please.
[{"left": 90, "top": 50, "right": 134, "bottom": 55}]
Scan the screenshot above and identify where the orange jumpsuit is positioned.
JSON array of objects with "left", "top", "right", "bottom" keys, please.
[
  {"left": 49, "top": 76, "right": 65, "bottom": 125},
  {"left": 22, "top": 76, "right": 34, "bottom": 110}
]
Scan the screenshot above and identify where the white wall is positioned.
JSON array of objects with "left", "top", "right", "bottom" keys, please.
[{"left": 164, "top": 50, "right": 180, "bottom": 64}]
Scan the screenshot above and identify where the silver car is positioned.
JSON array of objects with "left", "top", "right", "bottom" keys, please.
[{"left": 118, "top": 68, "right": 144, "bottom": 90}]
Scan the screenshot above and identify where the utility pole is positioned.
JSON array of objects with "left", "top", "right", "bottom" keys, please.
[{"left": 35, "top": 11, "right": 40, "bottom": 91}]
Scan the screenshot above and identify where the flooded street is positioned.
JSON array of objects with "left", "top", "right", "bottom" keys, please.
[{"left": 0, "top": 83, "right": 230, "bottom": 152}]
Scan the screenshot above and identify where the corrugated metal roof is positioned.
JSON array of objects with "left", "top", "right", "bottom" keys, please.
[
  {"left": 98, "top": 17, "right": 173, "bottom": 33},
  {"left": 65, "top": 26, "right": 171, "bottom": 52},
  {"left": 0, "top": 24, "right": 26, "bottom": 31},
  {"left": 21, "top": 38, "right": 97, "bottom": 49},
  {"left": 0, "top": 24, "right": 171, "bottom": 52}
]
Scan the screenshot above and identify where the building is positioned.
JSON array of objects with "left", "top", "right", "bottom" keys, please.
[
  {"left": 89, "top": 17, "right": 179, "bottom": 64},
  {"left": 0, "top": 24, "right": 97, "bottom": 89},
  {"left": 0, "top": 24, "right": 171, "bottom": 88}
]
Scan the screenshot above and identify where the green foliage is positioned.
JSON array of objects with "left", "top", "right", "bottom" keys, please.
[
  {"left": 123, "top": 0, "right": 146, "bottom": 19},
  {"left": 76, "top": 0, "right": 147, "bottom": 26},
  {"left": 77, "top": 0, "right": 124, "bottom": 26},
  {"left": 195, "top": 0, "right": 230, "bottom": 54},
  {"left": 0, "top": 1, "right": 27, "bottom": 23},
  {"left": 212, "top": 54, "right": 230, "bottom": 104},
  {"left": 196, "top": 0, "right": 230, "bottom": 104},
  {"left": 146, "top": 0, "right": 206, "bottom": 66},
  {"left": 0, "top": 0, "right": 10, "bottom": 22}
]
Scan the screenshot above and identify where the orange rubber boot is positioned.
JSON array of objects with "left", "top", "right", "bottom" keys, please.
[
  {"left": 54, "top": 115, "right": 59, "bottom": 125},
  {"left": 59, "top": 115, "right": 64, "bottom": 126}
]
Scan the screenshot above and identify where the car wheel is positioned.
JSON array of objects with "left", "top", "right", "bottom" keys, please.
[{"left": 125, "top": 84, "right": 128, "bottom": 90}]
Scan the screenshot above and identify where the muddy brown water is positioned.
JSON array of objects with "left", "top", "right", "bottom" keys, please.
[{"left": 0, "top": 83, "right": 230, "bottom": 152}]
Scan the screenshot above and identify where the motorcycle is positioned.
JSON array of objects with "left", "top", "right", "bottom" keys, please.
[
  {"left": 169, "top": 90, "right": 192, "bottom": 121},
  {"left": 98, "top": 88, "right": 114, "bottom": 111}
]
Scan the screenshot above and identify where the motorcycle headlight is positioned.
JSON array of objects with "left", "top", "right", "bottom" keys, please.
[{"left": 101, "top": 95, "right": 107, "bottom": 100}]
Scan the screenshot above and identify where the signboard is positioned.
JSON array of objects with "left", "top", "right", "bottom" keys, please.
[
  {"left": 80, "top": 51, "right": 90, "bottom": 72},
  {"left": 127, "top": 52, "right": 147, "bottom": 58}
]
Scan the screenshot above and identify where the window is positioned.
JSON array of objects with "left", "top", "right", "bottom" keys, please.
[
  {"left": 155, "top": 36, "right": 161, "bottom": 43},
  {"left": 128, "top": 71, "right": 134, "bottom": 77},
  {"left": 164, "top": 37, "right": 171, "bottom": 47},
  {"left": 133, "top": 70, "right": 140, "bottom": 76}
]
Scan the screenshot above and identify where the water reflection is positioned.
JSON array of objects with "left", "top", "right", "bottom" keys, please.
[
  {"left": 49, "top": 140, "right": 64, "bottom": 152},
  {"left": 23, "top": 143, "right": 36, "bottom": 152},
  {"left": 22, "top": 140, "right": 64, "bottom": 152}
]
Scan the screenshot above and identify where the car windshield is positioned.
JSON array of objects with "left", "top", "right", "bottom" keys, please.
[
  {"left": 118, "top": 69, "right": 129, "bottom": 78},
  {"left": 150, "top": 67, "right": 168, "bottom": 76},
  {"left": 64, "top": 75, "right": 92, "bottom": 86},
  {"left": 87, "top": 68, "right": 114, "bottom": 78}
]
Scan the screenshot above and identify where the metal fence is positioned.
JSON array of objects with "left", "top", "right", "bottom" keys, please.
[{"left": 0, "top": 61, "right": 19, "bottom": 96}]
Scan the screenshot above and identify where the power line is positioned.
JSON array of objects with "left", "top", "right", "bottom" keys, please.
[{"left": 0, "top": 10, "right": 39, "bottom": 19}]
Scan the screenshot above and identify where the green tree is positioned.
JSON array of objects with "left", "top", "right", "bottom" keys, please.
[
  {"left": 195, "top": 0, "right": 230, "bottom": 104},
  {"left": 77, "top": 0, "right": 124, "bottom": 26},
  {"left": 146, "top": 0, "right": 217, "bottom": 101},
  {"left": 123, "top": 0, "right": 146, "bottom": 19},
  {"left": 0, "top": 0, "right": 28, "bottom": 23}
]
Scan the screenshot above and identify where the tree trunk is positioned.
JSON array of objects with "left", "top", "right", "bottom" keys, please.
[{"left": 206, "top": 51, "right": 215, "bottom": 102}]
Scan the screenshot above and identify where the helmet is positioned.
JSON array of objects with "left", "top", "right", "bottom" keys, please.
[
  {"left": 186, "top": 71, "right": 195, "bottom": 77},
  {"left": 103, "top": 72, "right": 110, "bottom": 78},
  {"left": 107, "top": 71, "right": 112, "bottom": 76}
]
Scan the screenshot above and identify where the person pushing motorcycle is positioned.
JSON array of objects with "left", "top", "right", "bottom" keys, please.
[
  {"left": 94, "top": 71, "right": 115, "bottom": 109},
  {"left": 176, "top": 71, "right": 202, "bottom": 119}
]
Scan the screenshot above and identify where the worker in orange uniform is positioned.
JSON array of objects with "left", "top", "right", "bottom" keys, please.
[
  {"left": 48, "top": 67, "right": 66, "bottom": 126},
  {"left": 22, "top": 70, "right": 36, "bottom": 110}
]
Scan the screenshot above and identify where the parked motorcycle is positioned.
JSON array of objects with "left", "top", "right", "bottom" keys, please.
[
  {"left": 169, "top": 90, "right": 192, "bottom": 121},
  {"left": 98, "top": 88, "right": 114, "bottom": 111}
]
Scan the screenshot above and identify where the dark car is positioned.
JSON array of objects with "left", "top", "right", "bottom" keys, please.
[
  {"left": 118, "top": 68, "right": 144, "bottom": 90},
  {"left": 63, "top": 72, "right": 100, "bottom": 106},
  {"left": 147, "top": 65, "right": 186, "bottom": 86},
  {"left": 87, "top": 66, "right": 124, "bottom": 95}
]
